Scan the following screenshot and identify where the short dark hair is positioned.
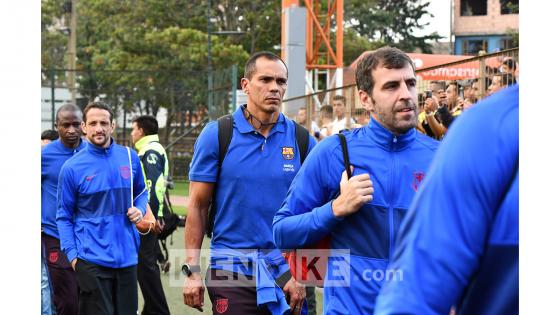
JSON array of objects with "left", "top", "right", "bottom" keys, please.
[
  {"left": 56, "top": 103, "right": 82, "bottom": 123},
  {"left": 446, "top": 81, "right": 458, "bottom": 90},
  {"left": 41, "top": 129, "right": 59, "bottom": 141},
  {"left": 320, "top": 105, "right": 333, "bottom": 119},
  {"left": 355, "top": 46, "right": 415, "bottom": 95},
  {"left": 132, "top": 115, "right": 159, "bottom": 135},
  {"left": 83, "top": 101, "right": 114, "bottom": 122},
  {"left": 502, "top": 58, "right": 517, "bottom": 71},
  {"left": 333, "top": 95, "right": 346, "bottom": 104},
  {"left": 244, "top": 51, "right": 288, "bottom": 80}
]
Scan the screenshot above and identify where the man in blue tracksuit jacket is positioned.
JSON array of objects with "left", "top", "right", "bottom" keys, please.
[
  {"left": 273, "top": 47, "right": 439, "bottom": 314},
  {"left": 57, "top": 102, "right": 148, "bottom": 315},
  {"left": 375, "top": 84, "right": 519, "bottom": 315},
  {"left": 42, "top": 104, "right": 87, "bottom": 315}
]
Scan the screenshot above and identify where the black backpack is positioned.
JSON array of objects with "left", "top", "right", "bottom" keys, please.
[{"left": 205, "top": 114, "right": 310, "bottom": 237}]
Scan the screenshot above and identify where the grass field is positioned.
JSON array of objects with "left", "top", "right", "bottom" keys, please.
[{"left": 138, "top": 227, "right": 324, "bottom": 314}]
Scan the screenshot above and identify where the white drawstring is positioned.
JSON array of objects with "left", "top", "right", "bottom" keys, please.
[{"left": 128, "top": 147, "right": 152, "bottom": 235}]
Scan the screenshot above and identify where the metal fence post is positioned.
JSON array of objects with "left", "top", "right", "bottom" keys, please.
[
  {"left": 231, "top": 64, "right": 237, "bottom": 113},
  {"left": 50, "top": 68, "right": 56, "bottom": 129}
]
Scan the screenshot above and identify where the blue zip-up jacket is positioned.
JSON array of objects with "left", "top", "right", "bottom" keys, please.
[
  {"left": 273, "top": 117, "right": 439, "bottom": 314},
  {"left": 56, "top": 139, "right": 148, "bottom": 268},
  {"left": 42, "top": 139, "right": 87, "bottom": 239},
  {"left": 375, "top": 84, "right": 519, "bottom": 315}
]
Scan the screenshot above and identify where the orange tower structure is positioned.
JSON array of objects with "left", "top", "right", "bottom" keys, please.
[{"left": 281, "top": 0, "right": 344, "bottom": 92}]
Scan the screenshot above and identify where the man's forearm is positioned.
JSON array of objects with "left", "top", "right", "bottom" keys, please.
[{"left": 184, "top": 205, "right": 208, "bottom": 265}]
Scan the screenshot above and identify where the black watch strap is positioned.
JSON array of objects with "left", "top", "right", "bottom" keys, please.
[
  {"left": 182, "top": 263, "right": 201, "bottom": 276},
  {"left": 275, "top": 270, "right": 292, "bottom": 289}
]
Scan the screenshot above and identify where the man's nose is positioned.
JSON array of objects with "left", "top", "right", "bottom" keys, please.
[{"left": 398, "top": 83, "right": 413, "bottom": 100}]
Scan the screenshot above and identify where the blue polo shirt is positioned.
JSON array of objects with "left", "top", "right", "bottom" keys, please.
[
  {"left": 41, "top": 138, "right": 87, "bottom": 239},
  {"left": 189, "top": 106, "right": 316, "bottom": 256}
]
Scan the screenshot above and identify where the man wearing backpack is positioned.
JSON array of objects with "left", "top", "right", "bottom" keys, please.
[
  {"left": 272, "top": 47, "right": 440, "bottom": 314},
  {"left": 183, "top": 51, "right": 316, "bottom": 314},
  {"left": 131, "top": 115, "right": 171, "bottom": 315}
]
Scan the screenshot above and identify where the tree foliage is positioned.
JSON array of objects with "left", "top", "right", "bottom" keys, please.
[
  {"left": 345, "top": 0, "right": 442, "bottom": 53},
  {"left": 41, "top": 0, "right": 249, "bottom": 141}
]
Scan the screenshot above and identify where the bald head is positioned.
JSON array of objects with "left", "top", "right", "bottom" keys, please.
[{"left": 56, "top": 104, "right": 82, "bottom": 124}]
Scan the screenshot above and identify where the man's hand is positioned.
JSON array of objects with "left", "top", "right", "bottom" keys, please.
[
  {"left": 127, "top": 207, "right": 143, "bottom": 224},
  {"left": 332, "top": 167, "right": 374, "bottom": 218},
  {"left": 282, "top": 277, "right": 306, "bottom": 314},
  {"left": 425, "top": 97, "right": 438, "bottom": 113},
  {"left": 154, "top": 217, "right": 165, "bottom": 234},
  {"left": 183, "top": 272, "right": 205, "bottom": 312},
  {"left": 71, "top": 258, "right": 77, "bottom": 271}
]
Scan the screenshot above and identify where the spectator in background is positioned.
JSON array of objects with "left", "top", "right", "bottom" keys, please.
[
  {"left": 41, "top": 129, "right": 59, "bottom": 147},
  {"left": 488, "top": 73, "right": 516, "bottom": 96},
  {"left": 318, "top": 104, "right": 334, "bottom": 140},
  {"left": 352, "top": 108, "right": 370, "bottom": 127},
  {"left": 463, "top": 79, "right": 479, "bottom": 104},
  {"left": 502, "top": 58, "right": 517, "bottom": 76},
  {"left": 296, "top": 106, "right": 321, "bottom": 139},
  {"left": 330, "top": 95, "right": 356, "bottom": 134}
]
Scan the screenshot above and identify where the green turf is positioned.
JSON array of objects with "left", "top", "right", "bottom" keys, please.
[
  {"left": 169, "top": 180, "right": 189, "bottom": 197},
  {"left": 172, "top": 204, "right": 187, "bottom": 216}
]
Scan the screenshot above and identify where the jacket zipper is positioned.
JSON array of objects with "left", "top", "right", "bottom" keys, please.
[{"left": 388, "top": 136, "right": 397, "bottom": 258}]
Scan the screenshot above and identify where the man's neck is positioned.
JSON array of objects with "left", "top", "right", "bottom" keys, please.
[
  {"left": 244, "top": 103, "right": 279, "bottom": 135},
  {"left": 336, "top": 115, "right": 345, "bottom": 121},
  {"left": 61, "top": 139, "right": 81, "bottom": 150}
]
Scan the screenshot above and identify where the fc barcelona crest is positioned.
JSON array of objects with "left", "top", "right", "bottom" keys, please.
[
  {"left": 120, "top": 166, "right": 131, "bottom": 179},
  {"left": 215, "top": 298, "right": 228, "bottom": 314},
  {"left": 282, "top": 147, "right": 295, "bottom": 160}
]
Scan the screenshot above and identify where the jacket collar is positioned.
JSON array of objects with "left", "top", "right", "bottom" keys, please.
[
  {"left": 365, "top": 117, "right": 416, "bottom": 151},
  {"left": 233, "top": 105, "right": 286, "bottom": 135},
  {"left": 134, "top": 134, "right": 159, "bottom": 151},
  {"left": 53, "top": 138, "right": 87, "bottom": 154},
  {"left": 86, "top": 138, "right": 116, "bottom": 156}
]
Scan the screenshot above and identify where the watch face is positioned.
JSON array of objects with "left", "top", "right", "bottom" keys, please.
[{"left": 182, "top": 264, "right": 191, "bottom": 276}]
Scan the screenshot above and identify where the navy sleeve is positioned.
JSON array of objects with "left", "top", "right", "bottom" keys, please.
[
  {"left": 189, "top": 121, "right": 219, "bottom": 183},
  {"left": 375, "top": 87, "right": 519, "bottom": 315},
  {"left": 273, "top": 136, "right": 343, "bottom": 249}
]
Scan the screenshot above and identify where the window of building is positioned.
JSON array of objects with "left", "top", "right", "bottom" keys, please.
[
  {"left": 461, "top": 0, "right": 487, "bottom": 16},
  {"left": 462, "top": 39, "right": 488, "bottom": 56},
  {"left": 500, "top": 38, "right": 515, "bottom": 50},
  {"left": 501, "top": 0, "right": 519, "bottom": 14}
]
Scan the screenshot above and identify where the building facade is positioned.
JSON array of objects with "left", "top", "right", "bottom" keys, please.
[{"left": 454, "top": 0, "right": 518, "bottom": 55}]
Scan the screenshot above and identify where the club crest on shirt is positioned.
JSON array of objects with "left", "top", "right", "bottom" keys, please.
[
  {"left": 216, "top": 298, "right": 228, "bottom": 313},
  {"left": 120, "top": 166, "right": 131, "bottom": 179},
  {"left": 282, "top": 147, "right": 295, "bottom": 160},
  {"left": 412, "top": 171, "right": 425, "bottom": 192}
]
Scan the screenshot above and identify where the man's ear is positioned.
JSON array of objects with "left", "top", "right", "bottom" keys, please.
[
  {"left": 241, "top": 78, "right": 249, "bottom": 94},
  {"left": 358, "top": 90, "right": 374, "bottom": 112},
  {"left": 81, "top": 121, "right": 86, "bottom": 134}
]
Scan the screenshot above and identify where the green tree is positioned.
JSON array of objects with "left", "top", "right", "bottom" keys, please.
[{"left": 345, "top": 0, "right": 442, "bottom": 53}]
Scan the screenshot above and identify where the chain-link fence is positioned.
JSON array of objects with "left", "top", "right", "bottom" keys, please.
[
  {"left": 41, "top": 66, "right": 237, "bottom": 179},
  {"left": 283, "top": 48, "right": 519, "bottom": 132}
]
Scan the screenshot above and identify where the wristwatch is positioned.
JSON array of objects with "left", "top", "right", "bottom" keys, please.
[{"left": 181, "top": 263, "right": 201, "bottom": 277}]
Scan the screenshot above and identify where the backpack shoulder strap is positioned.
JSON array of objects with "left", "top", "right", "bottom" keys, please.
[
  {"left": 206, "top": 114, "right": 233, "bottom": 238},
  {"left": 294, "top": 122, "right": 309, "bottom": 165},
  {"left": 217, "top": 114, "right": 234, "bottom": 167},
  {"left": 337, "top": 133, "right": 352, "bottom": 178}
]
